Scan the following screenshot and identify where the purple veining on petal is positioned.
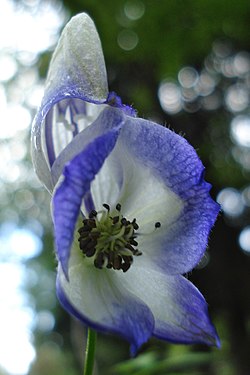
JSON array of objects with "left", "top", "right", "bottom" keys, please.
[
  {"left": 68, "top": 98, "right": 88, "bottom": 136},
  {"left": 57, "top": 98, "right": 72, "bottom": 116},
  {"left": 70, "top": 98, "right": 87, "bottom": 115}
]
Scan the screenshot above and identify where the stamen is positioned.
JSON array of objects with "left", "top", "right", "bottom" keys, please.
[
  {"left": 78, "top": 202, "right": 141, "bottom": 273},
  {"left": 103, "top": 203, "right": 110, "bottom": 211},
  {"left": 136, "top": 221, "right": 162, "bottom": 237},
  {"left": 116, "top": 203, "right": 121, "bottom": 211},
  {"left": 89, "top": 210, "right": 97, "bottom": 218}
]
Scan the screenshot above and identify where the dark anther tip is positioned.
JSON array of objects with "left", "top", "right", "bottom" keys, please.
[
  {"left": 116, "top": 203, "right": 121, "bottom": 211},
  {"left": 121, "top": 218, "right": 127, "bottom": 226},
  {"left": 89, "top": 210, "right": 97, "bottom": 218}
]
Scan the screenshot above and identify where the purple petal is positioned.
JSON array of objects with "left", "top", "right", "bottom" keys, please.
[
  {"left": 52, "top": 110, "right": 124, "bottom": 278},
  {"left": 56, "top": 266, "right": 154, "bottom": 355},
  {"left": 117, "top": 116, "right": 220, "bottom": 274},
  {"left": 106, "top": 92, "right": 137, "bottom": 117},
  {"left": 153, "top": 275, "right": 220, "bottom": 347},
  {"left": 118, "top": 264, "right": 219, "bottom": 347}
]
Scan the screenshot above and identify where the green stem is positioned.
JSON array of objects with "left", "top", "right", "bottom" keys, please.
[{"left": 83, "top": 328, "right": 97, "bottom": 375}]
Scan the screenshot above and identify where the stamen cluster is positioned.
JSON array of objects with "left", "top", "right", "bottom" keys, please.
[{"left": 78, "top": 203, "right": 141, "bottom": 272}]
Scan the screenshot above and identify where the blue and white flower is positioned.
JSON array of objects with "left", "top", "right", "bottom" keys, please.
[{"left": 31, "top": 13, "right": 220, "bottom": 354}]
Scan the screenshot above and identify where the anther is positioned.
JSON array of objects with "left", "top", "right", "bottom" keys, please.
[
  {"left": 133, "top": 224, "right": 139, "bottom": 230},
  {"left": 85, "top": 247, "right": 96, "bottom": 257},
  {"left": 103, "top": 203, "right": 110, "bottom": 211},
  {"left": 79, "top": 238, "right": 92, "bottom": 249},
  {"left": 133, "top": 249, "right": 142, "bottom": 256},
  {"left": 112, "top": 216, "right": 120, "bottom": 225},
  {"left": 89, "top": 231, "right": 100, "bottom": 240},
  {"left": 78, "top": 226, "right": 90, "bottom": 234},
  {"left": 88, "top": 219, "right": 97, "bottom": 228},
  {"left": 121, "top": 218, "right": 128, "bottom": 226},
  {"left": 89, "top": 210, "right": 97, "bottom": 218},
  {"left": 155, "top": 222, "right": 161, "bottom": 228},
  {"left": 94, "top": 252, "right": 105, "bottom": 269},
  {"left": 116, "top": 203, "right": 121, "bottom": 211},
  {"left": 121, "top": 255, "right": 133, "bottom": 272},
  {"left": 125, "top": 243, "right": 135, "bottom": 252},
  {"left": 129, "top": 239, "right": 138, "bottom": 246},
  {"left": 113, "top": 254, "right": 122, "bottom": 270}
]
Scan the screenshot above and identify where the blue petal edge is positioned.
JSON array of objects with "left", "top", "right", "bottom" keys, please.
[
  {"left": 106, "top": 91, "right": 137, "bottom": 117},
  {"left": 153, "top": 275, "right": 220, "bottom": 348},
  {"left": 56, "top": 273, "right": 154, "bottom": 355},
  {"left": 119, "top": 116, "right": 220, "bottom": 274}
]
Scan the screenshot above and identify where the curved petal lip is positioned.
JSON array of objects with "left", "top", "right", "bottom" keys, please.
[
  {"left": 119, "top": 263, "right": 220, "bottom": 349},
  {"left": 33, "top": 95, "right": 107, "bottom": 142},
  {"left": 154, "top": 329, "right": 220, "bottom": 348},
  {"left": 56, "top": 271, "right": 154, "bottom": 355},
  {"left": 56, "top": 274, "right": 117, "bottom": 334}
]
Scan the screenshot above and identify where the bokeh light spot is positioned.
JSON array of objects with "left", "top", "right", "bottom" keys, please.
[
  {"left": 242, "top": 186, "right": 250, "bottom": 206},
  {"left": 158, "top": 81, "right": 182, "bottom": 114},
  {"left": 233, "top": 51, "right": 250, "bottom": 76},
  {"left": 230, "top": 115, "right": 250, "bottom": 148},
  {"left": 117, "top": 29, "right": 139, "bottom": 50},
  {"left": 0, "top": 54, "right": 17, "bottom": 81},
  {"left": 239, "top": 226, "right": 250, "bottom": 253},
  {"left": 217, "top": 187, "right": 244, "bottom": 217},
  {"left": 124, "top": 0, "right": 145, "bottom": 20},
  {"left": 195, "top": 71, "right": 216, "bottom": 96},
  {"left": 225, "top": 84, "right": 248, "bottom": 112},
  {"left": 36, "top": 310, "right": 55, "bottom": 332},
  {"left": 0, "top": 223, "right": 42, "bottom": 261},
  {"left": 178, "top": 67, "right": 199, "bottom": 89},
  {"left": 0, "top": 104, "right": 31, "bottom": 139}
]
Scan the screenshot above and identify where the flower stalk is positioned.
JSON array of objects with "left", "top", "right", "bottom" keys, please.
[{"left": 84, "top": 328, "right": 97, "bottom": 375}]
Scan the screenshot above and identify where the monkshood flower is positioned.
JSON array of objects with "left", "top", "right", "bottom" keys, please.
[{"left": 31, "top": 13, "right": 220, "bottom": 355}]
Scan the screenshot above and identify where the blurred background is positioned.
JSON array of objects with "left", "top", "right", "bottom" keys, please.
[{"left": 0, "top": 0, "right": 250, "bottom": 374}]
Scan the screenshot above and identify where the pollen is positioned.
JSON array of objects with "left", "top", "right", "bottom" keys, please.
[{"left": 78, "top": 203, "right": 141, "bottom": 272}]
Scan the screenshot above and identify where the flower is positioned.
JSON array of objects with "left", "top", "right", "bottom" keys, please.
[{"left": 31, "top": 13, "right": 220, "bottom": 354}]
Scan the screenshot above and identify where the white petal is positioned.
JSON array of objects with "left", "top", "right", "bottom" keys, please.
[
  {"left": 57, "top": 241, "right": 155, "bottom": 352},
  {"left": 89, "top": 138, "right": 184, "bottom": 253}
]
